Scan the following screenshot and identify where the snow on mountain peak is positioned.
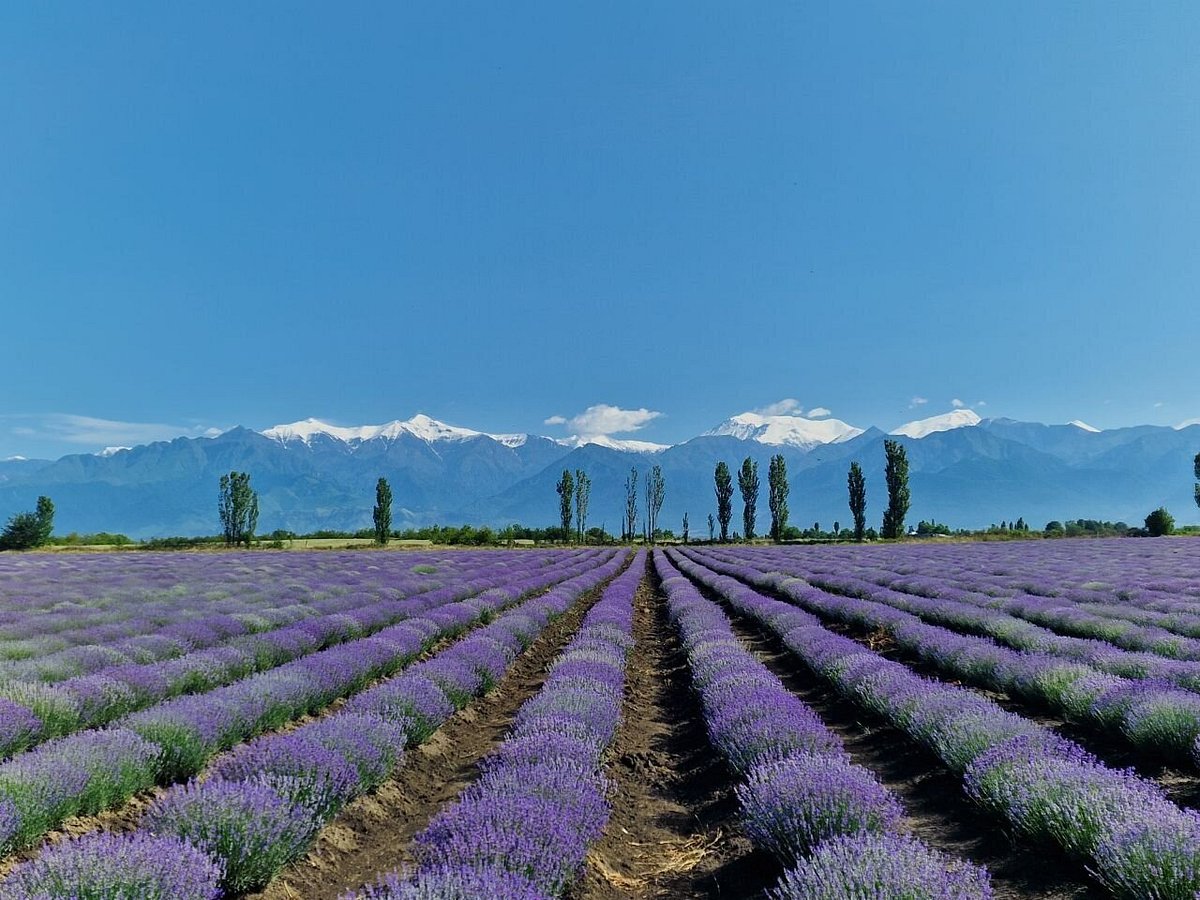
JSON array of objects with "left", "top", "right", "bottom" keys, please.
[
  {"left": 891, "top": 409, "right": 982, "bottom": 439},
  {"left": 261, "top": 416, "right": 527, "bottom": 448},
  {"left": 97, "top": 446, "right": 131, "bottom": 457},
  {"left": 707, "top": 412, "right": 864, "bottom": 450},
  {"left": 1068, "top": 420, "right": 1100, "bottom": 433}
]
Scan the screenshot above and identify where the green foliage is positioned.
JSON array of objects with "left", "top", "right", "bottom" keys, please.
[
  {"left": 707, "top": 513, "right": 715, "bottom": 542},
  {"left": 624, "top": 467, "right": 638, "bottom": 541},
  {"left": 58, "top": 531, "right": 133, "bottom": 546},
  {"left": 217, "top": 472, "right": 259, "bottom": 548},
  {"left": 682, "top": 512, "right": 689, "bottom": 544},
  {"left": 847, "top": 461, "right": 867, "bottom": 542},
  {"left": 555, "top": 469, "right": 574, "bottom": 541},
  {"left": 738, "top": 457, "right": 759, "bottom": 540},
  {"left": 372, "top": 477, "right": 392, "bottom": 545},
  {"left": 645, "top": 465, "right": 666, "bottom": 544},
  {"left": 1194, "top": 451, "right": 1199, "bottom": 511},
  {"left": 714, "top": 461, "right": 734, "bottom": 542},
  {"left": 1145, "top": 507, "right": 1175, "bottom": 537},
  {"left": 915, "top": 519, "right": 951, "bottom": 536},
  {"left": 881, "top": 439, "right": 910, "bottom": 539},
  {"left": 0, "top": 496, "right": 55, "bottom": 551},
  {"left": 767, "top": 454, "right": 789, "bottom": 542},
  {"left": 573, "top": 468, "right": 591, "bottom": 542}
]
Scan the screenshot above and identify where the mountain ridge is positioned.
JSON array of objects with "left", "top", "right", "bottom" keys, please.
[{"left": 1, "top": 413, "right": 1196, "bottom": 538}]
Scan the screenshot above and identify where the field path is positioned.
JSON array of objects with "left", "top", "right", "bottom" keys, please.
[
  {"left": 571, "top": 560, "right": 771, "bottom": 900},
  {"left": 247, "top": 582, "right": 607, "bottom": 900}
]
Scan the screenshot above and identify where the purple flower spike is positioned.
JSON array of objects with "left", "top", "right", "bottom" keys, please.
[{"left": 5, "top": 831, "right": 222, "bottom": 899}]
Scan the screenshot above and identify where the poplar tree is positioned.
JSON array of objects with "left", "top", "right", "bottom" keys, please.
[
  {"left": 848, "top": 461, "right": 867, "bottom": 542},
  {"left": 624, "top": 467, "right": 639, "bottom": 542},
  {"left": 767, "top": 454, "right": 789, "bottom": 542},
  {"left": 555, "top": 469, "right": 574, "bottom": 542},
  {"left": 682, "top": 512, "right": 690, "bottom": 544},
  {"left": 714, "top": 461, "right": 734, "bottom": 543},
  {"left": 1194, "top": 451, "right": 1199, "bottom": 512},
  {"left": 707, "top": 513, "right": 715, "bottom": 542},
  {"left": 646, "top": 465, "right": 666, "bottom": 543},
  {"left": 573, "top": 469, "right": 591, "bottom": 542},
  {"left": 881, "top": 439, "right": 910, "bottom": 539},
  {"left": 218, "top": 471, "right": 259, "bottom": 548},
  {"left": 372, "top": 477, "right": 392, "bottom": 545},
  {"left": 738, "top": 457, "right": 759, "bottom": 541}
]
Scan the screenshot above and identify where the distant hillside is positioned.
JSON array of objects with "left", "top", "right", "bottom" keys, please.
[{"left": 0, "top": 414, "right": 1196, "bottom": 538}]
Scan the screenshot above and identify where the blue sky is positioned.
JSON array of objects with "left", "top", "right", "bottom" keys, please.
[{"left": 2, "top": 3, "right": 1198, "bottom": 459}]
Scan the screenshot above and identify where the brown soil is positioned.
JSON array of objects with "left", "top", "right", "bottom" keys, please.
[
  {"left": 247, "top": 578, "right": 613, "bottom": 900},
  {"left": 570, "top": 559, "right": 772, "bottom": 900}
]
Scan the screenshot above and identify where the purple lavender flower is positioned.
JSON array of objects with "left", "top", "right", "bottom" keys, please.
[
  {"left": 738, "top": 752, "right": 904, "bottom": 865},
  {"left": 144, "top": 776, "right": 321, "bottom": 893},
  {"left": 345, "top": 864, "right": 550, "bottom": 899},
  {"left": 4, "top": 831, "right": 222, "bottom": 899},
  {"left": 209, "top": 731, "right": 360, "bottom": 821},
  {"left": 770, "top": 833, "right": 993, "bottom": 899}
]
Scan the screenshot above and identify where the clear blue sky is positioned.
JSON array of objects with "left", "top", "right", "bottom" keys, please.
[{"left": 2, "top": 3, "right": 1198, "bottom": 459}]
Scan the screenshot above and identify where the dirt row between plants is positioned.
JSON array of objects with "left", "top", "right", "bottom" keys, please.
[
  {"left": 246, "top": 572, "right": 617, "bottom": 900},
  {"left": 745, "top": 578, "right": 1200, "bottom": 812},
  {"left": 680, "top": 565, "right": 1105, "bottom": 900},
  {"left": 570, "top": 558, "right": 772, "bottom": 900}
]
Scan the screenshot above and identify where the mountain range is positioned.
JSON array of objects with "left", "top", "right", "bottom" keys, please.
[{"left": 1, "top": 410, "right": 1197, "bottom": 538}]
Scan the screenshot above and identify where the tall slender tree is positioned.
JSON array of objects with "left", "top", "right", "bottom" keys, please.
[
  {"left": 881, "top": 439, "right": 911, "bottom": 539},
  {"left": 714, "top": 461, "right": 734, "bottom": 542},
  {"left": 767, "top": 454, "right": 789, "bottom": 542},
  {"left": 624, "top": 467, "right": 639, "bottom": 543},
  {"left": 682, "top": 512, "right": 690, "bottom": 544},
  {"left": 555, "top": 469, "right": 574, "bottom": 542},
  {"left": 738, "top": 457, "right": 759, "bottom": 541},
  {"left": 646, "top": 465, "right": 666, "bottom": 543},
  {"left": 707, "top": 513, "right": 716, "bottom": 542},
  {"left": 848, "top": 461, "right": 867, "bottom": 543},
  {"left": 372, "top": 477, "right": 392, "bottom": 545},
  {"left": 218, "top": 471, "right": 259, "bottom": 548},
  {"left": 574, "top": 469, "right": 591, "bottom": 542},
  {"left": 1194, "top": 451, "right": 1199, "bottom": 512}
]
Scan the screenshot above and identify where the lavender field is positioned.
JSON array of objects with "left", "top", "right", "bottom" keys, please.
[{"left": 0, "top": 539, "right": 1198, "bottom": 898}]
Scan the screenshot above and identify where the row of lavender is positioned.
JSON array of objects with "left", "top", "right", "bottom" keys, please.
[
  {"left": 699, "top": 545, "right": 1200, "bottom": 767},
  {"left": 2, "top": 550, "right": 632, "bottom": 898},
  {"left": 0, "top": 552, "right": 454, "bottom": 655},
  {"left": 0, "top": 550, "right": 616, "bottom": 857},
  {"left": 349, "top": 550, "right": 645, "bottom": 898},
  {"left": 654, "top": 552, "right": 993, "bottom": 898},
  {"left": 0, "top": 551, "right": 575, "bottom": 757},
  {"left": 780, "top": 540, "right": 1200, "bottom": 646},
  {"left": 678, "top": 549, "right": 1200, "bottom": 898},
  {"left": 789, "top": 538, "right": 1200, "bottom": 604}
]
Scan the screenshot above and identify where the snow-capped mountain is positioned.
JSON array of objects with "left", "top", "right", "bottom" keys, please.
[
  {"left": 706, "top": 412, "right": 864, "bottom": 450},
  {"left": 558, "top": 434, "right": 670, "bottom": 453},
  {"left": 262, "top": 415, "right": 529, "bottom": 449},
  {"left": 891, "top": 409, "right": 982, "bottom": 439},
  {"left": 3, "top": 410, "right": 1198, "bottom": 538},
  {"left": 1069, "top": 420, "right": 1101, "bottom": 433}
]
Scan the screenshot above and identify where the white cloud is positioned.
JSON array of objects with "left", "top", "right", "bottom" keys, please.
[
  {"left": 951, "top": 398, "right": 965, "bottom": 409},
  {"left": 1154, "top": 401, "right": 1164, "bottom": 408},
  {"left": 3, "top": 413, "right": 225, "bottom": 450},
  {"left": 909, "top": 397, "right": 928, "bottom": 408},
  {"left": 546, "top": 404, "right": 663, "bottom": 441},
  {"left": 977, "top": 400, "right": 987, "bottom": 407},
  {"left": 807, "top": 407, "right": 832, "bottom": 418},
  {"left": 752, "top": 398, "right": 803, "bottom": 417}
]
